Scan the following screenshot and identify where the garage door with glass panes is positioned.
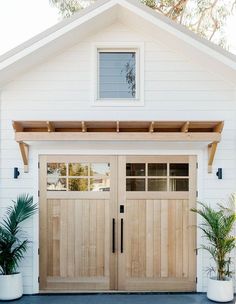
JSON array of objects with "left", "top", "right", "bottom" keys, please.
[{"left": 39, "top": 155, "right": 197, "bottom": 292}]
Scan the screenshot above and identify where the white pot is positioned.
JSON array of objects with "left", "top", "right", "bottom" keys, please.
[
  {"left": 0, "top": 273, "right": 23, "bottom": 300},
  {"left": 207, "top": 277, "right": 234, "bottom": 302}
]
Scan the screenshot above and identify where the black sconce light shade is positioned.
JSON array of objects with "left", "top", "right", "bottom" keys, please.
[
  {"left": 14, "top": 167, "right": 20, "bottom": 179},
  {"left": 216, "top": 168, "right": 222, "bottom": 180}
]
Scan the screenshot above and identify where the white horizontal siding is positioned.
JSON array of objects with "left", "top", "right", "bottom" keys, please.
[{"left": 0, "top": 21, "right": 236, "bottom": 294}]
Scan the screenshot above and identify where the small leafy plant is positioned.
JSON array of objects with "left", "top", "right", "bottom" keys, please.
[
  {"left": 191, "top": 201, "right": 236, "bottom": 281},
  {"left": 0, "top": 194, "right": 37, "bottom": 275}
]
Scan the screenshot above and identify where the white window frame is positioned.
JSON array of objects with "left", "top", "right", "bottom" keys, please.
[{"left": 92, "top": 43, "right": 144, "bottom": 107}]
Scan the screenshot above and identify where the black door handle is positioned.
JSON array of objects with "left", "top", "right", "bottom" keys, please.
[
  {"left": 121, "top": 218, "right": 124, "bottom": 253},
  {"left": 112, "top": 218, "right": 115, "bottom": 253}
]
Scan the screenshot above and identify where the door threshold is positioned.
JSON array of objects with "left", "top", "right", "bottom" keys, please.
[{"left": 39, "top": 291, "right": 197, "bottom": 294}]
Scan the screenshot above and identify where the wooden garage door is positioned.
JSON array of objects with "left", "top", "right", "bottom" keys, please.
[
  {"left": 39, "top": 155, "right": 117, "bottom": 291},
  {"left": 39, "top": 155, "right": 196, "bottom": 292},
  {"left": 117, "top": 155, "right": 197, "bottom": 291}
]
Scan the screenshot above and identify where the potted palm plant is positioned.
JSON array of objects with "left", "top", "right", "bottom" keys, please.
[
  {"left": 0, "top": 194, "right": 37, "bottom": 300},
  {"left": 192, "top": 201, "right": 236, "bottom": 302}
]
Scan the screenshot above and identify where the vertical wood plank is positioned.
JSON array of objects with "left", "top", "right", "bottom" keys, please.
[
  {"left": 153, "top": 200, "right": 161, "bottom": 278},
  {"left": 47, "top": 200, "right": 53, "bottom": 276},
  {"left": 146, "top": 200, "right": 154, "bottom": 278},
  {"left": 75, "top": 200, "right": 82, "bottom": 277},
  {"left": 60, "top": 200, "right": 68, "bottom": 277},
  {"left": 104, "top": 199, "right": 110, "bottom": 278},
  {"left": 132, "top": 200, "right": 139, "bottom": 277},
  {"left": 161, "top": 200, "right": 168, "bottom": 278},
  {"left": 175, "top": 200, "right": 183, "bottom": 278},
  {"left": 168, "top": 200, "right": 176, "bottom": 277},
  {"left": 182, "top": 199, "right": 189, "bottom": 278},
  {"left": 89, "top": 200, "right": 97, "bottom": 276},
  {"left": 52, "top": 200, "right": 60, "bottom": 276},
  {"left": 83, "top": 199, "right": 90, "bottom": 276},
  {"left": 67, "top": 200, "right": 75, "bottom": 277},
  {"left": 96, "top": 200, "right": 105, "bottom": 277},
  {"left": 138, "top": 200, "right": 146, "bottom": 277},
  {"left": 126, "top": 200, "right": 132, "bottom": 278}
]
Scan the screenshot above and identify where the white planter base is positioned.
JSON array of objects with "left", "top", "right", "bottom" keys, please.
[
  {"left": 0, "top": 273, "right": 23, "bottom": 300},
  {"left": 207, "top": 277, "right": 234, "bottom": 302}
]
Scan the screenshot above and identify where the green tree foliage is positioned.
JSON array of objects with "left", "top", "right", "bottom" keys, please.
[
  {"left": 0, "top": 194, "right": 37, "bottom": 275},
  {"left": 191, "top": 201, "right": 236, "bottom": 280},
  {"left": 50, "top": 0, "right": 236, "bottom": 48}
]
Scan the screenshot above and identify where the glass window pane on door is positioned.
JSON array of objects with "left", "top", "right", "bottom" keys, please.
[
  {"left": 148, "top": 164, "right": 167, "bottom": 176},
  {"left": 90, "top": 163, "right": 110, "bottom": 176},
  {"left": 170, "top": 178, "right": 189, "bottom": 191},
  {"left": 68, "top": 178, "right": 88, "bottom": 191},
  {"left": 126, "top": 163, "right": 145, "bottom": 176},
  {"left": 47, "top": 163, "right": 66, "bottom": 176},
  {"left": 126, "top": 178, "right": 145, "bottom": 191},
  {"left": 69, "top": 163, "right": 89, "bottom": 176},
  {"left": 148, "top": 178, "right": 167, "bottom": 191},
  {"left": 90, "top": 178, "right": 110, "bottom": 191},
  {"left": 47, "top": 178, "right": 67, "bottom": 191},
  {"left": 170, "top": 164, "right": 189, "bottom": 176}
]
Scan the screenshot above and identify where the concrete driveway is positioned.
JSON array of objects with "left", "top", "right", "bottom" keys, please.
[{"left": 1, "top": 293, "right": 234, "bottom": 304}]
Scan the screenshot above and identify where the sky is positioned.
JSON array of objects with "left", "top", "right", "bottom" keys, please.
[{"left": 0, "top": 0, "right": 236, "bottom": 56}]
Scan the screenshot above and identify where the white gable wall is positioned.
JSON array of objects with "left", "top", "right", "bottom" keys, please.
[{"left": 0, "top": 21, "right": 236, "bottom": 294}]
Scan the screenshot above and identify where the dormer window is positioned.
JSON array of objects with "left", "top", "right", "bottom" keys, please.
[{"left": 93, "top": 45, "right": 143, "bottom": 106}]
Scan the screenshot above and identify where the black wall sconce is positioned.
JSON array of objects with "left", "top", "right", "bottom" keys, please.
[
  {"left": 14, "top": 167, "right": 20, "bottom": 179},
  {"left": 216, "top": 168, "right": 222, "bottom": 180}
]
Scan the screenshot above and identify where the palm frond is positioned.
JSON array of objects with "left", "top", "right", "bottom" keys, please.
[
  {"left": 191, "top": 200, "right": 236, "bottom": 280},
  {"left": 0, "top": 194, "right": 37, "bottom": 275}
]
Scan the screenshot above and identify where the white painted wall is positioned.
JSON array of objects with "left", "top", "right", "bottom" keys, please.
[{"left": 0, "top": 21, "right": 236, "bottom": 294}]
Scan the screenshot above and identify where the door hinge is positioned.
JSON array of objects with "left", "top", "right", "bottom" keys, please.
[
  {"left": 196, "top": 162, "right": 198, "bottom": 169},
  {"left": 38, "top": 276, "right": 40, "bottom": 283},
  {"left": 196, "top": 277, "right": 198, "bottom": 284},
  {"left": 38, "top": 162, "right": 40, "bottom": 169},
  {"left": 38, "top": 190, "right": 40, "bottom": 197},
  {"left": 195, "top": 248, "right": 198, "bottom": 255},
  {"left": 38, "top": 248, "right": 40, "bottom": 255},
  {"left": 196, "top": 190, "right": 198, "bottom": 197}
]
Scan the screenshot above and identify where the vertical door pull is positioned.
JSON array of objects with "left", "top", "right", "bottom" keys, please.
[
  {"left": 112, "top": 218, "right": 115, "bottom": 253},
  {"left": 121, "top": 218, "right": 124, "bottom": 253}
]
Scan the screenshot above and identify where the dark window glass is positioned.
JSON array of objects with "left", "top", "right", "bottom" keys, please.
[
  {"left": 148, "top": 178, "right": 167, "bottom": 191},
  {"left": 126, "top": 163, "right": 145, "bottom": 176},
  {"left": 126, "top": 178, "right": 145, "bottom": 191},
  {"left": 170, "top": 163, "right": 189, "bottom": 176},
  {"left": 148, "top": 163, "right": 167, "bottom": 176},
  {"left": 170, "top": 178, "right": 189, "bottom": 191},
  {"left": 99, "top": 52, "right": 136, "bottom": 99}
]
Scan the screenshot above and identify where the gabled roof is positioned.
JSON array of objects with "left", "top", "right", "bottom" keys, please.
[{"left": 0, "top": 0, "right": 236, "bottom": 87}]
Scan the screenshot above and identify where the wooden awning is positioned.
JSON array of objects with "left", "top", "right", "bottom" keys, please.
[{"left": 12, "top": 120, "right": 224, "bottom": 173}]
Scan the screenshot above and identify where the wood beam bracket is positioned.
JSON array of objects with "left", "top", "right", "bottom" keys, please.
[
  {"left": 208, "top": 141, "right": 218, "bottom": 173},
  {"left": 46, "top": 121, "right": 55, "bottom": 132},
  {"left": 82, "top": 121, "right": 87, "bottom": 133},
  {"left": 18, "top": 142, "right": 29, "bottom": 173},
  {"left": 181, "top": 121, "right": 189, "bottom": 133},
  {"left": 116, "top": 121, "right": 119, "bottom": 133},
  {"left": 149, "top": 121, "right": 155, "bottom": 133}
]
